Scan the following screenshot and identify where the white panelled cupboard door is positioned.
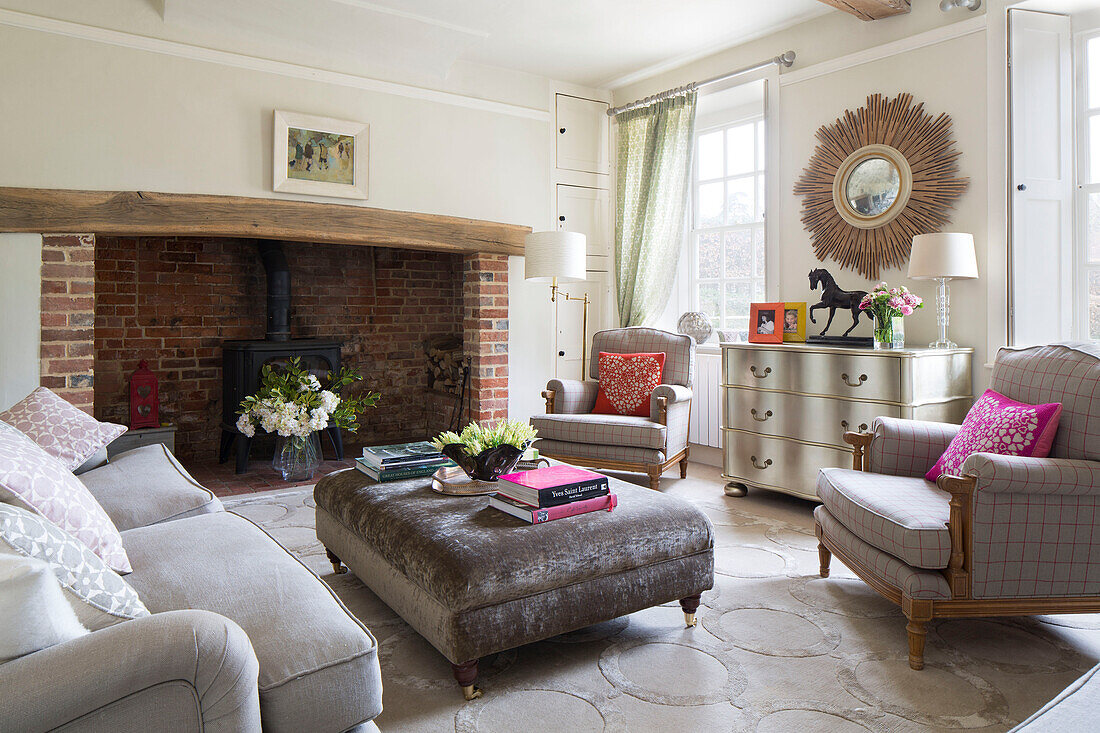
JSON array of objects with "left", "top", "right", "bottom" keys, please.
[
  {"left": 554, "top": 271, "right": 611, "bottom": 381},
  {"left": 1009, "top": 9, "right": 1072, "bottom": 346},
  {"left": 555, "top": 94, "right": 610, "bottom": 175},
  {"left": 556, "top": 184, "right": 610, "bottom": 271}
]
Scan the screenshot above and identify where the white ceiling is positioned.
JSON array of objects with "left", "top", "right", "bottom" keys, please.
[{"left": 160, "top": 0, "right": 834, "bottom": 89}]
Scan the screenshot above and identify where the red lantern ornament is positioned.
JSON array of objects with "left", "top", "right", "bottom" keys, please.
[{"left": 129, "top": 360, "right": 160, "bottom": 429}]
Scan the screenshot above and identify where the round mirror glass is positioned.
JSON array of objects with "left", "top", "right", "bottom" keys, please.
[{"left": 844, "top": 156, "right": 900, "bottom": 217}]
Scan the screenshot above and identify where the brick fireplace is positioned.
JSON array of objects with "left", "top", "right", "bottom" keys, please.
[{"left": 36, "top": 232, "right": 509, "bottom": 463}]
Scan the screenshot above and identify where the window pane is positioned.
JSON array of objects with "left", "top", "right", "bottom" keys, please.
[
  {"left": 753, "top": 227, "right": 766, "bottom": 278},
  {"left": 1088, "top": 193, "right": 1100, "bottom": 263},
  {"left": 726, "top": 177, "right": 754, "bottom": 225},
  {"left": 699, "top": 282, "right": 720, "bottom": 326},
  {"left": 724, "top": 230, "right": 752, "bottom": 278},
  {"left": 1091, "top": 116, "right": 1100, "bottom": 184},
  {"left": 724, "top": 281, "right": 752, "bottom": 329},
  {"left": 726, "top": 123, "right": 755, "bottom": 176},
  {"left": 756, "top": 120, "right": 765, "bottom": 170},
  {"left": 1090, "top": 37, "right": 1100, "bottom": 109},
  {"left": 1091, "top": 270, "right": 1100, "bottom": 340},
  {"left": 697, "top": 182, "right": 724, "bottom": 227},
  {"left": 697, "top": 232, "right": 721, "bottom": 279},
  {"left": 697, "top": 130, "right": 723, "bottom": 181},
  {"left": 756, "top": 174, "right": 766, "bottom": 220}
]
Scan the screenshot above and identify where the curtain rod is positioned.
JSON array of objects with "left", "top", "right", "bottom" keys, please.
[{"left": 606, "top": 50, "right": 796, "bottom": 118}]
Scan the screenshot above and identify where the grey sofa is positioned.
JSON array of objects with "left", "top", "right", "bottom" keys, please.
[
  {"left": 0, "top": 443, "right": 383, "bottom": 733},
  {"left": 1012, "top": 662, "right": 1100, "bottom": 731}
]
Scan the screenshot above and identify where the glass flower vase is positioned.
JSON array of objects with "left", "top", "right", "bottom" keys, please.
[
  {"left": 273, "top": 432, "right": 321, "bottom": 481},
  {"left": 873, "top": 313, "right": 905, "bottom": 350}
]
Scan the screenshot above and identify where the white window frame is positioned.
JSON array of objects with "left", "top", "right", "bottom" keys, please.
[
  {"left": 689, "top": 114, "right": 767, "bottom": 339},
  {"left": 1076, "top": 28, "right": 1100, "bottom": 340}
]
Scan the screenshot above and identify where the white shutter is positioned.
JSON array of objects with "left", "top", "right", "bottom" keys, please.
[{"left": 1009, "top": 9, "right": 1073, "bottom": 346}]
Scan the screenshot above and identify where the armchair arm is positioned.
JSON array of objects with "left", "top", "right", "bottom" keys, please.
[
  {"left": 543, "top": 378, "right": 599, "bottom": 414},
  {"left": 864, "top": 417, "right": 961, "bottom": 477},
  {"left": 652, "top": 385, "right": 692, "bottom": 453},
  {"left": 961, "top": 453, "right": 1100, "bottom": 496},
  {"left": 0, "top": 610, "right": 260, "bottom": 733}
]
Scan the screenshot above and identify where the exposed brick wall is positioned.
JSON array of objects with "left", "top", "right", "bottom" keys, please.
[
  {"left": 40, "top": 235, "right": 96, "bottom": 414},
  {"left": 463, "top": 253, "right": 509, "bottom": 423},
  {"left": 93, "top": 236, "right": 464, "bottom": 460}
]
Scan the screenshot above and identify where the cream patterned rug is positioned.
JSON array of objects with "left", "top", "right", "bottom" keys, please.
[{"left": 224, "top": 470, "right": 1100, "bottom": 732}]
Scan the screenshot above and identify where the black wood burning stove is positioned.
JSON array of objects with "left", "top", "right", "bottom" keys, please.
[{"left": 218, "top": 241, "right": 344, "bottom": 473}]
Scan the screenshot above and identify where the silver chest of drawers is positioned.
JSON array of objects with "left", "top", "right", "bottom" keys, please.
[{"left": 721, "top": 342, "right": 972, "bottom": 501}]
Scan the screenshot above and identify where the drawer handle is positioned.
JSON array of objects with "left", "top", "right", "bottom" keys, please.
[
  {"left": 750, "top": 366, "right": 772, "bottom": 379},
  {"left": 750, "top": 456, "right": 772, "bottom": 470},
  {"left": 841, "top": 373, "right": 868, "bottom": 387},
  {"left": 750, "top": 408, "right": 773, "bottom": 422},
  {"left": 840, "top": 420, "right": 869, "bottom": 432}
]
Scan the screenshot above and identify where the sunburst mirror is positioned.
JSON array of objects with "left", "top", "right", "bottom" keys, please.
[{"left": 793, "top": 93, "right": 968, "bottom": 279}]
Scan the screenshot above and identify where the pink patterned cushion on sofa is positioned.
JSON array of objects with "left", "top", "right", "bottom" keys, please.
[
  {"left": 0, "top": 421, "right": 132, "bottom": 573},
  {"left": 0, "top": 388, "right": 126, "bottom": 471},
  {"left": 926, "top": 388, "right": 1063, "bottom": 482}
]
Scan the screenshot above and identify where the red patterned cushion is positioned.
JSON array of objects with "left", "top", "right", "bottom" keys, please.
[
  {"left": 926, "top": 388, "right": 1063, "bottom": 481},
  {"left": 0, "top": 388, "right": 126, "bottom": 472},
  {"left": 593, "top": 352, "right": 665, "bottom": 417}
]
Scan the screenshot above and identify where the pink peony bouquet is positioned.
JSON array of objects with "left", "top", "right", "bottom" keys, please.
[{"left": 859, "top": 282, "right": 923, "bottom": 318}]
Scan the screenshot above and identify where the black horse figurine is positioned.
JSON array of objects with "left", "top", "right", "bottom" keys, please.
[{"left": 808, "top": 268, "right": 867, "bottom": 337}]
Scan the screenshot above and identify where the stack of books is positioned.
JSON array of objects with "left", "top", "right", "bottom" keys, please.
[
  {"left": 355, "top": 441, "right": 454, "bottom": 482},
  {"left": 489, "top": 465, "right": 616, "bottom": 524}
]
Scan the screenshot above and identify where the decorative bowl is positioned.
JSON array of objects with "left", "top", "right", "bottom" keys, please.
[
  {"left": 677, "top": 311, "right": 713, "bottom": 344},
  {"left": 439, "top": 443, "right": 526, "bottom": 482}
]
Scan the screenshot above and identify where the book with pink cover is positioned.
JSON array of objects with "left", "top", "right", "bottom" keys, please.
[
  {"left": 489, "top": 493, "right": 618, "bottom": 524},
  {"left": 497, "top": 465, "right": 609, "bottom": 508}
]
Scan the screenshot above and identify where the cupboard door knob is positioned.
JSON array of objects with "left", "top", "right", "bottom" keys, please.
[
  {"left": 751, "top": 456, "right": 772, "bottom": 470},
  {"left": 559, "top": 215, "right": 566, "bottom": 222},
  {"left": 559, "top": 127, "right": 566, "bottom": 134},
  {"left": 1017, "top": 183, "right": 1027, "bottom": 191},
  {"left": 558, "top": 350, "right": 565, "bottom": 356}
]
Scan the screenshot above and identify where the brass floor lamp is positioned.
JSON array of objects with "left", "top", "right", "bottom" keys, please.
[{"left": 524, "top": 231, "right": 590, "bottom": 379}]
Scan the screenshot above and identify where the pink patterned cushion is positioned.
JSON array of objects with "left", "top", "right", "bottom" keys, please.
[
  {"left": 0, "top": 388, "right": 126, "bottom": 471},
  {"left": 0, "top": 421, "right": 132, "bottom": 573},
  {"left": 926, "top": 388, "right": 1063, "bottom": 482}
]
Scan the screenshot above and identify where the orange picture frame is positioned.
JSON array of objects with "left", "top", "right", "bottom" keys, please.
[{"left": 748, "top": 302, "right": 785, "bottom": 344}]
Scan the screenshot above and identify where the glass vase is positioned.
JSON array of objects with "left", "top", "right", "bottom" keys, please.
[
  {"left": 873, "top": 313, "right": 905, "bottom": 350},
  {"left": 273, "top": 432, "right": 321, "bottom": 481}
]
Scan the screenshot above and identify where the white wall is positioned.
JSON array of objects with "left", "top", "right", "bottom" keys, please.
[
  {"left": 614, "top": 5, "right": 994, "bottom": 388},
  {"left": 0, "top": 234, "right": 41, "bottom": 410},
  {"left": 0, "top": 14, "right": 584, "bottom": 422}
]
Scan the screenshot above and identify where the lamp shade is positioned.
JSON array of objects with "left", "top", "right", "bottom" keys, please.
[
  {"left": 524, "top": 231, "right": 587, "bottom": 283},
  {"left": 907, "top": 232, "right": 978, "bottom": 280}
]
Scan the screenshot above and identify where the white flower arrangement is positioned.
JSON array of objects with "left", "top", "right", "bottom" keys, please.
[{"left": 237, "top": 358, "right": 379, "bottom": 439}]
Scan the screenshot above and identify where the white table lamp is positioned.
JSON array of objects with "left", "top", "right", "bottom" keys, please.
[
  {"left": 907, "top": 232, "right": 978, "bottom": 349},
  {"left": 525, "top": 231, "right": 590, "bottom": 377}
]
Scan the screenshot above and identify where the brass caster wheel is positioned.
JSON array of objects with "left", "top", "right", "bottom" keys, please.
[
  {"left": 684, "top": 612, "right": 697, "bottom": 628},
  {"left": 724, "top": 482, "right": 748, "bottom": 497},
  {"left": 462, "top": 685, "right": 483, "bottom": 701}
]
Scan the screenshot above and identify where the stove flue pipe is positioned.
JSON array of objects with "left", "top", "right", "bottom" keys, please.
[{"left": 256, "top": 240, "right": 291, "bottom": 342}]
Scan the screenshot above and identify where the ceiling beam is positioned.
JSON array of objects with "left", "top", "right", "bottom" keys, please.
[
  {"left": 0, "top": 187, "right": 529, "bottom": 256},
  {"left": 815, "top": 0, "right": 911, "bottom": 21}
]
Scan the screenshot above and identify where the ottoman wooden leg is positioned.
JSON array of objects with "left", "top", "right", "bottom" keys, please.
[
  {"left": 452, "top": 659, "right": 482, "bottom": 700},
  {"left": 818, "top": 542, "right": 831, "bottom": 578},
  {"left": 325, "top": 548, "right": 347, "bottom": 575},
  {"left": 680, "top": 594, "right": 701, "bottom": 628}
]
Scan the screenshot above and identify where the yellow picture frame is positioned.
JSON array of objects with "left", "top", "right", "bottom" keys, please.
[{"left": 782, "top": 302, "right": 807, "bottom": 342}]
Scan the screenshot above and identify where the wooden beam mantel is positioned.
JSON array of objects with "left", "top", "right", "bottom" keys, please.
[
  {"left": 815, "top": 0, "right": 910, "bottom": 21},
  {"left": 0, "top": 187, "right": 529, "bottom": 256}
]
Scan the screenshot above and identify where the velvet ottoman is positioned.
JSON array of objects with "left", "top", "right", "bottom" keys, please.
[{"left": 313, "top": 466, "right": 715, "bottom": 699}]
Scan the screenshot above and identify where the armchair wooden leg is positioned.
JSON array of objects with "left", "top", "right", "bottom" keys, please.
[
  {"left": 818, "top": 543, "right": 831, "bottom": 578},
  {"left": 679, "top": 456, "right": 688, "bottom": 479},
  {"left": 648, "top": 467, "right": 661, "bottom": 491},
  {"left": 902, "top": 597, "right": 933, "bottom": 670}
]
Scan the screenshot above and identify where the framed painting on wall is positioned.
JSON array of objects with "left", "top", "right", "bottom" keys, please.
[
  {"left": 748, "top": 302, "right": 784, "bottom": 344},
  {"left": 273, "top": 110, "right": 368, "bottom": 200}
]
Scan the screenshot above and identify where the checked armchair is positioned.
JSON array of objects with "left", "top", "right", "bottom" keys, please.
[
  {"left": 532, "top": 327, "right": 694, "bottom": 490},
  {"left": 815, "top": 343, "right": 1100, "bottom": 670}
]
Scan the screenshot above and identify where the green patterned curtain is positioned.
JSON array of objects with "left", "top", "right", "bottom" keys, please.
[{"left": 614, "top": 91, "right": 698, "bottom": 327}]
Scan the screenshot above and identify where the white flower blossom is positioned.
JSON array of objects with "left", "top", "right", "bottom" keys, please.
[
  {"left": 320, "top": 390, "right": 340, "bottom": 413},
  {"left": 236, "top": 413, "right": 256, "bottom": 437}
]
